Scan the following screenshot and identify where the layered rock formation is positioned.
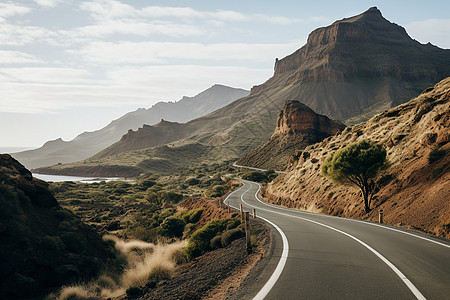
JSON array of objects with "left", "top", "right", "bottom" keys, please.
[
  {"left": 0, "top": 155, "right": 114, "bottom": 298},
  {"left": 237, "top": 100, "right": 345, "bottom": 170},
  {"left": 264, "top": 77, "right": 450, "bottom": 238}
]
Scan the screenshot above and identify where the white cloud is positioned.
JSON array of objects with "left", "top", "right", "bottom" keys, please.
[
  {"left": 0, "top": 65, "right": 271, "bottom": 114},
  {"left": 64, "top": 20, "right": 206, "bottom": 39},
  {"left": 34, "top": 0, "right": 64, "bottom": 7},
  {"left": 406, "top": 19, "right": 450, "bottom": 49},
  {"left": 70, "top": 40, "right": 302, "bottom": 64},
  {"left": 80, "top": 0, "right": 138, "bottom": 20},
  {"left": 0, "top": 23, "right": 55, "bottom": 46},
  {"left": 0, "top": 51, "right": 42, "bottom": 64},
  {"left": 0, "top": 68, "right": 91, "bottom": 84},
  {"left": 0, "top": 2, "right": 31, "bottom": 19},
  {"left": 79, "top": 1, "right": 304, "bottom": 25}
]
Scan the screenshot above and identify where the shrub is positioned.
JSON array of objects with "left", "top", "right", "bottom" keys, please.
[
  {"left": 242, "top": 171, "right": 267, "bottom": 182},
  {"left": 428, "top": 147, "right": 446, "bottom": 164},
  {"left": 185, "top": 219, "right": 234, "bottom": 259},
  {"left": 210, "top": 235, "right": 223, "bottom": 249},
  {"left": 61, "top": 232, "right": 86, "bottom": 253},
  {"left": 206, "top": 185, "right": 227, "bottom": 197},
  {"left": 161, "top": 191, "right": 183, "bottom": 203},
  {"left": 54, "top": 209, "right": 73, "bottom": 220},
  {"left": 58, "top": 220, "right": 76, "bottom": 232},
  {"left": 182, "top": 209, "right": 203, "bottom": 224},
  {"left": 221, "top": 227, "right": 244, "bottom": 247},
  {"left": 160, "top": 217, "right": 185, "bottom": 238},
  {"left": 139, "top": 179, "right": 156, "bottom": 190},
  {"left": 41, "top": 235, "right": 65, "bottom": 252},
  {"left": 267, "top": 173, "right": 278, "bottom": 182},
  {"left": 432, "top": 167, "right": 444, "bottom": 179}
]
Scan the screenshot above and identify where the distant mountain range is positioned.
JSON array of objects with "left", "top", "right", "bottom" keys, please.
[
  {"left": 11, "top": 84, "right": 249, "bottom": 169},
  {"left": 34, "top": 7, "right": 450, "bottom": 176}
]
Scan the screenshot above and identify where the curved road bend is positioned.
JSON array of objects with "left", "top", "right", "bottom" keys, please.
[{"left": 224, "top": 180, "right": 450, "bottom": 300}]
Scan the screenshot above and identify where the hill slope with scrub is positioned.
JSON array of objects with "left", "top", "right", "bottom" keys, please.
[
  {"left": 0, "top": 154, "right": 115, "bottom": 299},
  {"left": 265, "top": 77, "right": 450, "bottom": 238}
]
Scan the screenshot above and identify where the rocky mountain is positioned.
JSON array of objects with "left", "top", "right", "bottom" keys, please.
[
  {"left": 236, "top": 100, "right": 345, "bottom": 170},
  {"left": 0, "top": 154, "right": 114, "bottom": 299},
  {"left": 11, "top": 85, "right": 249, "bottom": 169},
  {"left": 264, "top": 77, "right": 450, "bottom": 238},
  {"left": 34, "top": 7, "right": 450, "bottom": 177}
]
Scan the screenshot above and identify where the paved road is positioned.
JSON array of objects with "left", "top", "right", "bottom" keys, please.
[{"left": 224, "top": 180, "right": 450, "bottom": 300}]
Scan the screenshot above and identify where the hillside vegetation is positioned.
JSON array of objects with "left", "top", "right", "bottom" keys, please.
[{"left": 265, "top": 77, "right": 450, "bottom": 238}]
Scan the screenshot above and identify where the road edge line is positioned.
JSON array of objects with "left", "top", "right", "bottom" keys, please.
[
  {"left": 243, "top": 181, "right": 426, "bottom": 300},
  {"left": 248, "top": 180, "right": 450, "bottom": 249},
  {"left": 224, "top": 181, "right": 290, "bottom": 300}
]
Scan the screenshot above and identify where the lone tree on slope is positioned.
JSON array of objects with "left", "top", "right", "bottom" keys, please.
[{"left": 322, "top": 140, "right": 388, "bottom": 213}]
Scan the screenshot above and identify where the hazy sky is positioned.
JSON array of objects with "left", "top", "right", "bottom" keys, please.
[{"left": 1, "top": 0, "right": 449, "bottom": 148}]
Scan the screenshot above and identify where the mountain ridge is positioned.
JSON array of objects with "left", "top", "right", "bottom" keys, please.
[
  {"left": 34, "top": 7, "right": 450, "bottom": 176},
  {"left": 11, "top": 84, "right": 249, "bottom": 169}
]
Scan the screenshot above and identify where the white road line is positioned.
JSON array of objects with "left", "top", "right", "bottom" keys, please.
[
  {"left": 223, "top": 182, "right": 290, "bottom": 300},
  {"left": 241, "top": 181, "right": 427, "bottom": 300},
  {"left": 252, "top": 216, "right": 289, "bottom": 300},
  {"left": 245, "top": 180, "right": 450, "bottom": 249}
]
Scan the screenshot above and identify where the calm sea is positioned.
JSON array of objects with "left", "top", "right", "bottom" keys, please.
[{"left": 33, "top": 173, "right": 121, "bottom": 183}]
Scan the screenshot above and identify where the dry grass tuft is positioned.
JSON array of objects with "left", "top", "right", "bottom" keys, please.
[{"left": 54, "top": 237, "right": 187, "bottom": 299}]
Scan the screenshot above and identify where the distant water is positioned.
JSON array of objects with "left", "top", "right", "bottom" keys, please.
[{"left": 33, "top": 173, "right": 121, "bottom": 183}]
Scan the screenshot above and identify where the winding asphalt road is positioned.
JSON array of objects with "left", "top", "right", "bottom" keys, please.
[{"left": 224, "top": 180, "right": 450, "bottom": 300}]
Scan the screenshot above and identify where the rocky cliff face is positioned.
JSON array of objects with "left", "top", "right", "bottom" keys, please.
[
  {"left": 273, "top": 7, "right": 447, "bottom": 83},
  {"left": 265, "top": 77, "right": 450, "bottom": 238},
  {"left": 237, "top": 100, "right": 345, "bottom": 170},
  {"left": 0, "top": 155, "right": 114, "bottom": 299}
]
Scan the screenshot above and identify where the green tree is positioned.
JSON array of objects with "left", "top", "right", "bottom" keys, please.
[{"left": 322, "top": 140, "right": 388, "bottom": 213}]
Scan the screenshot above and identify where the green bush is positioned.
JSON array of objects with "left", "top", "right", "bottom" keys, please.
[
  {"left": 206, "top": 185, "right": 227, "bottom": 197},
  {"left": 221, "top": 227, "right": 244, "bottom": 247},
  {"left": 267, "top": 173, "right": 278, "bottom": 182},
  {"left": 225, "top": 219, "right": 240, "bottom": 230},
  {"left": 185, "top": 219, "right": 235, "bottom": 259},
  {"left": 160, "top": 217, "right": 185, "bottom": 238},
  {"left": 183, "top": 209, "right": 203, "bottom": 224},
  {"left": 58, "top": 220, "right": 76, "bottom": 232},
  {"left": 157, "top": 208, "right": 176, "bottom": 223},
  {"left": 432, "top": 167, "right": 444, "bottom": 179},
  {"left": 161, "top": 191, "right": 183, "bottom": 203},
  {"left": 242, "top": 171, "right": 267, "bottom": 182},
  {"left": 429, "top": 147, "right": 446, "bottom": 164},
  {"left": 41, "top": 235, "right": 65, "bottom": 252},
  {"left": 61, "top": 232, "right": 86, "bottom": 253},
  {"left": 210, "top": 235, "right": 223, "bottom": 249}
]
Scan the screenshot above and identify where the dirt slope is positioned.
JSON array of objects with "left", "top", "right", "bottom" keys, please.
[{"left": 265, "top": 77, "right": 450, "bottom": 238}]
